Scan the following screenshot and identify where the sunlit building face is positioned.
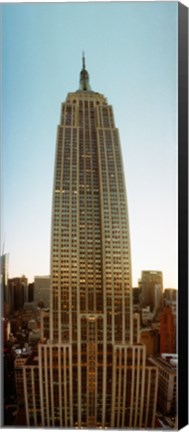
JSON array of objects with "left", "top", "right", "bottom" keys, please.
[
  {"left": 50, "top": 55, "right": 132, "bottom": 346},
  {"left": 23, "top": 57, "right": 158, "bottom": 429}
]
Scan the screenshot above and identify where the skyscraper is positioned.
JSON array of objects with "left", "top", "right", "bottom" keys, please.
[
  {"left": 139, "top": 270, "right": 163, "bottom": 312},
  {"left": 23, "top": 56, "right": 158, "bottom": 428}
]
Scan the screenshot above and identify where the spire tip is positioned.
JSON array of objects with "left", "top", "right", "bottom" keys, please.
[{"left": 82, "top": 51, "right": 86, "bottom": 70}]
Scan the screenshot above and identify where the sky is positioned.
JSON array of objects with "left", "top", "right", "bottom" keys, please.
[{"left": 1, "top": 2, "right": 178, "bottom": 288}]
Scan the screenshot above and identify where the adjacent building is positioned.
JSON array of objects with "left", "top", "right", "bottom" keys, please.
[
  {"left": 160, "top": 306, "right": 175, "bottom": 354},
  {"left": 33, "top": 276, "right": 50, "bottom": 309},
  {"left": 164, "top": 288, "right": 177, "bottom": 304},
  {"left": 14, "top": 347, "right": 32, "bottom": 405},
  {"left": 140, "top": 328, "right": 159, "bottom": 357},
  {"left": 22, "top": 56, "right": 158, "bottom": 428},
  {"left": 7, "top": 276, "right": 28, "bottom": 313},
  {"left": 27, "top": 282, "right": 34, "bottom": 303},
  {"left": 139, "top": 270, "right": 163, "bottom": 312},
  {"left": 141, "top": 305, "right": 154, "bottom": 325},
  {"left": 132, "top": 287, "right": 141, "bottom": 313},
  {"left": 163, "top": 288, "right": 177, "bottom": 325},
  {"left": 1, "top": 253, "right": 9, "bottom": 312},
  {"left": 3, "top": 346, "right": 17, "bottom": 406}
]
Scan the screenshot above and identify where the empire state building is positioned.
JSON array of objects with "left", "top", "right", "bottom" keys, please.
[{"left": 23, "top": 56, "right": 158, "bottom": 428}]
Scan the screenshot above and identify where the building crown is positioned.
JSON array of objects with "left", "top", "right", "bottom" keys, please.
[{"left": 79, "top": 52, "right": 91, "bottom": 91}]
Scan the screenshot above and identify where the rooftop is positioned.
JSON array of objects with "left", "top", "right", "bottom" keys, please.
[{"left": 149, "top": 354, "right": 178, "bottom": 372}]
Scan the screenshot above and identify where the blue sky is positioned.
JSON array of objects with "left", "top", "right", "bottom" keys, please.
[{"left": 1, "top": 2, "right": 178, "bottom": 288}]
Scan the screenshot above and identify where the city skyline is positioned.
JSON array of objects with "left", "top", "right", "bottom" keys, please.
[{"left": 2, "top": 2, "right": 178, "bottom": 288}]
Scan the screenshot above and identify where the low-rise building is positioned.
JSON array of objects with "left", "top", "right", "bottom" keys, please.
[
  {"left": 28, "top": 329, "right": 41, "bottom": 345},
  {"left": 28, "top": 319, "right": 38, "bottom": 331}
]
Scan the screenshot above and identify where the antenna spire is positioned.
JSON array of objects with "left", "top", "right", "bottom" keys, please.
[
  {"left": 82, "top": 51, "right": 86, "bottom": 70},
  {"left": 79, "top": 52, "right": 91, "bottom": 91}
]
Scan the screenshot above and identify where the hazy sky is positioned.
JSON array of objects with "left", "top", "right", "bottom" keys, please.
[{"left": 1, "top": 2, "right": 178, "bottom": 288}]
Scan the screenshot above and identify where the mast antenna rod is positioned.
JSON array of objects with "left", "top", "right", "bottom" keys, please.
[{"left": 82, "top": 51, "right": 86, "bottom": 69}]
